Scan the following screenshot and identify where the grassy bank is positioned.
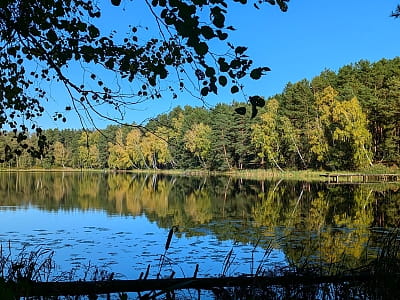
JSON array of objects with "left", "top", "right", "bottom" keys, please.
[
  {"left": 0, "top": 165, "right": 399, "bottom": 182},
  {"left": 122, "top": 166, "right": 400, "bottom": 182}
]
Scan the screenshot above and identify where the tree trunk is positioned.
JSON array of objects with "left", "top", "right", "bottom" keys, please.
[
  {"left": 13, "top": 274, "right": 383, "bottom": 297},
  {"left": 271, "top": 157, "right": 284, "bottom": 172}
]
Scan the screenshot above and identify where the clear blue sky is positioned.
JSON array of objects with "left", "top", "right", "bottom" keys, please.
[{"left": 42, "top": 0, "right": 400, "bottom": 130}]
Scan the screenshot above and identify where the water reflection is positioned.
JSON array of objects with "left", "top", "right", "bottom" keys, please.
[{"left": 0, "top": 171, "right": 399, "bottom": 277}]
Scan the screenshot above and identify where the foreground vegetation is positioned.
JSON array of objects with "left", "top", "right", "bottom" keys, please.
[
  {"left": 2, "top": 229, "right": 400, "bottom": 299},
  {"left": 1, "top": 57, "right": 399, "bottom": 172}
]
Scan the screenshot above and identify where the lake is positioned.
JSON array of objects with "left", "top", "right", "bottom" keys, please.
[{"left": 0, "top": 172, "right": 399, "bottom": 281}]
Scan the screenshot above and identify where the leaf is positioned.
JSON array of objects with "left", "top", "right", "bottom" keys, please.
[
  {"left": 156, "top": 65, "right": 168, "bottom": 79},
  {"left": 218, "top": 58, "right": 230, "bottom": 72},
  {"left": 200, "top": 26, "right": 214, "bottom": 39},
  {"left": 216, "top": 30, "right": 228, "bottom": 40},
  {"left": 218, "top": 75, "right": 227, "bottom": 86},
  {"left": 277, "top": 0, "right": 289, "bottom": 12},
  {"left": 250, "top": 67, "right": 271, "bottom": 80},
  {"left": 211, "top": 7, "right": 225, "bottom": 28},
  {"left": 235, "top": 107, "right": 246, "bottom": 115},
  {"left": 88, "top": 25, "right": 100, "bottom": 38},
  {"left": 46, "top": 29, "right": 58, "bottom": 43},
  {"left": 111, "top": 0, "right": 122, "bottom": 6},
  {"left": 194, "top": 42, "right": 209, "bottom": 56},
  {"left": 205, "top": 67, "right": 215, "bottom": 77},
  {"left": 235, "top": 46, "right": 247, "bottom": 56},
  {"left": 249, "top": 96, "right": 265, "bottom": 107},
  {"left": 231, "top": 85, "right": 239, "bottom": 94}
]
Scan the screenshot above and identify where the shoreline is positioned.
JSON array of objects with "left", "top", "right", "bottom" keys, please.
[{"left": 0, "top": 167, "right": 399, "bottom": 182}]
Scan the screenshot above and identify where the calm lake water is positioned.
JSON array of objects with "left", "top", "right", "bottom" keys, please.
[{"left": 0, "top": 172, "right": 399, "bottom": 280}]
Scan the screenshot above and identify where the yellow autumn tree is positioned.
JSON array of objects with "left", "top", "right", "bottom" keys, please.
[
  {"left": 313, "top": 86, "right": 372, "bottom": 169},
  {"left": 332, "top": 97, "right": 373, "bottom": 168},
  {"left": 251, "top": 98, "right": 283, "bottom": 171},
  {"left": 141, "top": 127, "right": 171, "bottom": 169},
  {"left": 78, "top": 131, "right": 100, "bottom": 168},
  {"left": 183, "top": 122, "right": 212, "bottom": 168},
  {"left": 125, "top": 128, "right": 148, "bottom": 168},
  {"left": 108, "top": 129, "right": 130, "bottom": 169},
  {"left": 53, "top": 141, "right": 70, "bottom": 167}
]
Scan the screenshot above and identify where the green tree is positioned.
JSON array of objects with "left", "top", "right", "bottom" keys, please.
[
  {"left": 209, "top": 103, "right": 256, "bottom": 170},
  {"left": 209, "top": 103, "right": 235, "bottom": 170},
  {"left": 277, "top": 80, "right": 316, "bottom": 167}
]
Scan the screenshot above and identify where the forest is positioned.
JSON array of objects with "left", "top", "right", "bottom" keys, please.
[{"left": 1, "top": 57, "right": 399, "bottom": 171}]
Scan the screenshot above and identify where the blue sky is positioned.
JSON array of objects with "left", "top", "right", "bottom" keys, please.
[{"left": 42, "top": 0, "right": 400, "bottom": 130}]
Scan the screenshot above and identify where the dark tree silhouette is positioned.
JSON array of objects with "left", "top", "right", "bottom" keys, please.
[
  {"left": 0, "top": 0, "right": 289, "bottom": 158},
  {"left": 392, "top": 5, "right": 400, "bottom": 17}
]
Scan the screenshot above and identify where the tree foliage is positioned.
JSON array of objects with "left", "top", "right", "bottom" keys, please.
[
  {"left": 184, "top": 122, "right": 212, "bottom": 168},
  {"left": 0, "top": 0, "right": 290, "bottom": 158},
  {"left": 0, "top": 57, "right": 399, "bottom": 171}
]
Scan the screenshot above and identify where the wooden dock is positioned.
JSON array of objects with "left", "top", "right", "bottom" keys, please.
[{"left": 320, "top": 173, "right": 400, "bottom": 184}]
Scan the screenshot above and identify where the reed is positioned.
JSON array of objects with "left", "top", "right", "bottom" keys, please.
[
  {"left": 157, "top": 225, "right": 179, "bottom": 280},
  {"left": 1, "top": 230, "right": 400, "bottom": 299}
]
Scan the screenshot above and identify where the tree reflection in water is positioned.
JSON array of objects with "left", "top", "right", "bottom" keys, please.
[{"left": 0, "top": 171, "right": 399, "bottom": 275}]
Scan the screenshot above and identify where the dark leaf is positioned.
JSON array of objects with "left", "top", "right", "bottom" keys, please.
[
  {"left": 216, "top": 30, "right": 228, "bottom": 40},
  {"left": 200, "top": 26, "right": 214, "bottom": 39},
  {"left": 250, "top": 67, "right": 271, "bottom": 79},
  {"left": 111, "top": 0, "right": 122, "bottom": 6},
  {"left": 218, "top": 75, "right": 227, "bottom": 86},
  {"left": 88, "top": 25, "right": 100, "bottom": 38},
  {"left": 231, "top": 85, "right": 239, "bottom": 94},
  {"left": 235, "top": 107, "right": 246, "bottom": 115},
  {"left": 235, "top": 46, "right": 247, "bottom": 56},
  {"left": 249, "top": 95, "right": 265, "bottom": 107},
  {"left": 205, "top": 67, "right": 215, "bottom": 77},
  {"left": 194, "top": 42, "right": 208, "bottom": 56}
]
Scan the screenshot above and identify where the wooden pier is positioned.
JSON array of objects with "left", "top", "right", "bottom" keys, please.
[{"left": 320, "top": 173, "right": 400, "bottom": 184}]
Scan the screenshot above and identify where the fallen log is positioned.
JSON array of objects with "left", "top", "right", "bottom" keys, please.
[{"left": 10, "top": 273, "right": 392, "bottom": 297}]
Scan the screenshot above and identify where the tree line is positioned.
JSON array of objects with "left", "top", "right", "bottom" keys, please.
[{"left": 1, "top": 57, "right": 399, "bottom": 171}]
